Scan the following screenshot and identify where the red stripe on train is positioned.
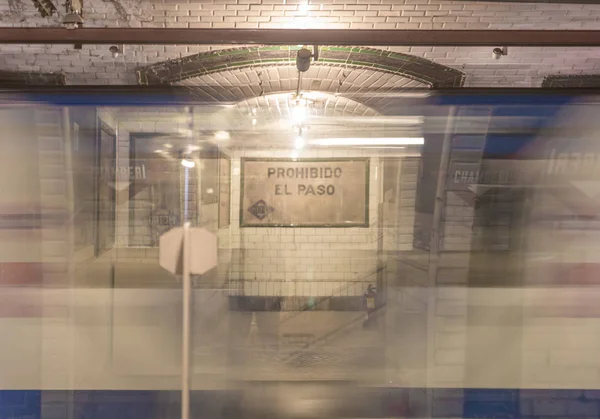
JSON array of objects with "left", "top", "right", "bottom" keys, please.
[
  {"left": 0, "top": 263, "right": 43, "bottom": 317},
  {"left": 0, "top": 262, "right": 43, "bottom": 285}
]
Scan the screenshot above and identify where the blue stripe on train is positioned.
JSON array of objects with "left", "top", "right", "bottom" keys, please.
[{"left": 0, "top": 388, "right": 598, "bottom": 419}]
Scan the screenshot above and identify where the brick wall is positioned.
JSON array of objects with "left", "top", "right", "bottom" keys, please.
[{"left": 0, "top": 0, "right": 599, "bottom": 86}]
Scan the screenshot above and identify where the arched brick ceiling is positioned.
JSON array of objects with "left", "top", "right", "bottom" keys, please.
[
  {"left": 112, "top": 92, "right": 420, "bottom": 151},
  {"left": 206, "top": 92, "right": 421, "bottom": 150},
  {"left": 235, "top": 92, "right": 378, "bottom": 119},
  {"left": 177, "top": 64, "right": 428, "bottom": 112},
  {"left": 134, "top": 46, "right": 457, "bottom": 112},
  {"left": 137, "top": 46, "right": 464, "bottom": 88}
]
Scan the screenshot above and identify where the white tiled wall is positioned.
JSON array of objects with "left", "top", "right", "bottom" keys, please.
[{"left": 226, "top": 149, "right": 381, "bottom": 297}]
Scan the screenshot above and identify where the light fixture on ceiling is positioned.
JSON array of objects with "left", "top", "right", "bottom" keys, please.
[
  {"left": 109, "top": 45, "right": 124, "bottom": 59},
  {"left": 355, "top": 146, "right": 406, "bottom": 149},
  {"left": 63, "top": 0, "right": 83, "bottom": 30},
  {"left": 298, "top": 1, "right": 309, "bottom": 15},
  {"left": 294, "top": 136, "right": 305, "bottom": 150},
  {"left": 296, "top": 48, "right": 313, "bottom": 73},
  {"left": 493, "top": 46, "right": 508, "bottom": 60},
  {"left": 310, "top": 137, "right": 425, "bottom": 146},
  {"left": 215, "top": 131, "right": 230, "bottom": 141},
  {"left": 181, "top": 159, "right": 195, "bottom": 168},
  {"left": 296, "top": 45, "right": 319, "bottom": 73},
  {"left": 291, "top": 105, "right": 307, "bottom": 126},
  {"left": 63, "top": 12, "right": 83, "bottom": 30},
  {"left": 295, "top": 45, "right": 319, "bottom": 98}
]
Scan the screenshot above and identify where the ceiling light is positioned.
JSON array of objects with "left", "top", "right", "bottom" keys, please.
[
  {"left": 294, "top": 136, "right": 305, "bottom": 149},
  {"left": 109, "top": 45, "right": 121, "bottom": 59},
  {"left": 181, "top": 159, "right": 195, "bottom": 168},
  {"left": 298, "top": 2, "right": 309, "bottom": 14},
  {"left": 355, "top": 146, "right": 406, "bottom": 149},
  {"left": 310, "top": 137, "right": 425, "bottom": 146},
  {"left": 252, "top": 118, "right": 257, "bottom": 126},
  {"left": 187, "top": 145, "right": 201, "bottom": 152},
  {"left": 164, "top": 143, "right": 173, "bottom": 149},
  {"left": 63, "top": 12, "right": 83, "bottom": 30},
  {"left": 154, "top": 149, "right": 164, "bottom": 153},
  {"left": 215, "top": 131, "right": 230, "bottom": 141},
  {"left": 291, "top": 106, "right": 307, "bottom": 125}
]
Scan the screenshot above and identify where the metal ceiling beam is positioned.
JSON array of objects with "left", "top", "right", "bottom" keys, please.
[{"left": 2, "top": 28, "right": 600, "bottom": 46}]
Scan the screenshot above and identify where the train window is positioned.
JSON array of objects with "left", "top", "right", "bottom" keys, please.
[{"left": 3, "top": 89, "right": 599, "bottom": 419}]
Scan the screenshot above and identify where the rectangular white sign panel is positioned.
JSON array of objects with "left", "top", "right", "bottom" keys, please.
[{"left": 240, "top": 158, "right": 369, "bottom": 227}]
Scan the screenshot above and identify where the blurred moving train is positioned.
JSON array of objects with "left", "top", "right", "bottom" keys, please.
[{"left": 0, "top": 88, "right": 599, "bottom": 419}]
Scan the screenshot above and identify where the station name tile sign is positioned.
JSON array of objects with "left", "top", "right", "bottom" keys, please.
[{"left": 240, "top": 158, "right": 369, "bottom": 227}]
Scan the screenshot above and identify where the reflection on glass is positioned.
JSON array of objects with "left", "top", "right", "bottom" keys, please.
[{"left": 1, "top": 92, "right": 600, "bottom": 419}]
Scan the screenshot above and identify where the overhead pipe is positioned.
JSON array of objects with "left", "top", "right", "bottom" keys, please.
[{"left": 2, "top": 28, "right": 600, "bottom": 46}]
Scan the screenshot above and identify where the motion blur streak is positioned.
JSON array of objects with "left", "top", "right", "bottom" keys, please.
[{"left": 0, "top": 91, "right": 599, "bottom": 419}]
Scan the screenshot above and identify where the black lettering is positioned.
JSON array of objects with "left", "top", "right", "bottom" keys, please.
[
  {"left": 324, "top": 168, "right": 333, "bottom": 178},
  {"left": 277, "top": 168, "right": 285, "bottom": 178},
  {"left": 327, "top": 185, "right": 335, "bottom": 195},
  {"left": 275, "top": 185, "right": 284, "bottom": 195},
  {"left": 467, "top": 171, "right": 478, "bottom": 183},
  {"left": 285, "top": 185, "right": 292, "bottom": 195},
  {"left": 334, "top": 167, "right": 342, "bottom": 178},
  {"left": 286, "top": 168, "right": 294, "bottom": 178},
  {"left": 310, "top": 168, "right": 318, "bottom": 178},
  {"left": 268, "top": 168, "right": 276, "bottom": 178},
  {"left": 317, "top": 185, "right": 326, "bottom": 195},
  {"left": 306, "top": 185, "right": 316, "bottom": 195},
  {"left": 298, "top": 184, "right": 306, "bottom": 194},
  {"left": 296, "top": 167, "right": 304, "bottom": 178}
]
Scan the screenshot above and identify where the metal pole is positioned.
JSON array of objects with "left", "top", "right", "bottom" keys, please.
[
  {"left": 61, "top": 106, "right": 76, "bottom": 419},
  {"left": 296, "top": 71, "right": 302, "bottom": 97},
  {"left": 182, "top": 221, "right": 192, "bottom": 419},
  {"left": 181, "top": 104, "right": 195, "bottom": 419},
  {"left": 426, "top": 106, "right": 456, "bottom": 417},
  {"left": 184, "top": 167, "right": 190, "bottom": 222}
]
